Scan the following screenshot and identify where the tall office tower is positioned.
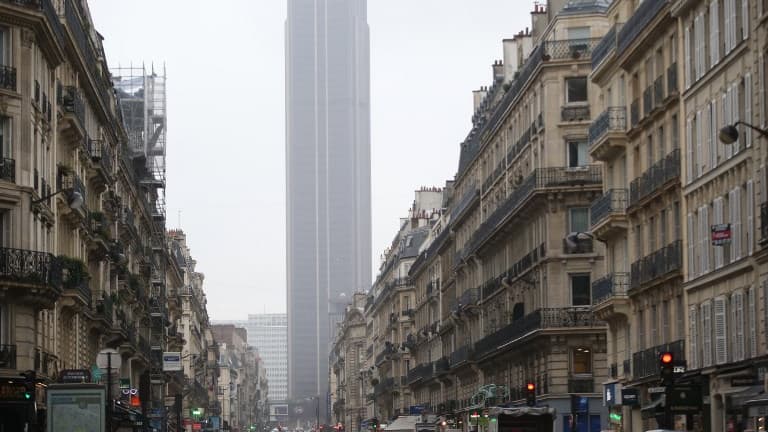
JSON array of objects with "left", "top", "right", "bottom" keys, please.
[{"left": 285, "top": 0, "right": 371, "bottom": 415}]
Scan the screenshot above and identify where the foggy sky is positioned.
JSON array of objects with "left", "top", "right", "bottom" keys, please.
[{"left": 88, "top": 0, "right": 531, "bottom": 319}]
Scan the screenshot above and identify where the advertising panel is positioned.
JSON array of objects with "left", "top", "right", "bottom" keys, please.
[{"left": 47, "top": 384, "right": 105, "bottom": 432}]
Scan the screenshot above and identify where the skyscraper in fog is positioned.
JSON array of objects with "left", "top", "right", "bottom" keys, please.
[{"left": 285, "top": 0, "right": 371, "bottom": 411}]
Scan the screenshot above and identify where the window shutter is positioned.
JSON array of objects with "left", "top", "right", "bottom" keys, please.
[
  {"left": 702, "top": 301, "right": 713, "bottom": 367},
  {"left": 694, "top": 15, "right": 700, "bottom": 80},
  {"left": 701, "top": 206, "right": 710, "bottom": 273},
  {"left": 688, "top": 213, "right": 696, "bottom": 279},
  {"left": 685, "top": 25, "right": 692, "bottom": 88},
  {"left": 714, "top": 296, "right": 728, "bottom": 364},
  {"left": 745, "top": 74, "right": 753, "bottom": 147},
  {"left": 697, "top": 110, "right": 704, "bottom": 176},
  {"left": 747, "top": 180, "right": 754, "bottom": 255},
  {"left": 742, "top": 0, "right": 749, "bottom": 40},
  {"left": 761, "top": 165, "right": 767, "bottom": 204},
  {"left": 731, "top": 0, "right": 738, "bottom": 49},
  {"left": 748, "top": 286, "right": 757, "bottom": 358},
  {"left": 733, "top": 82, "right": 741, "bottom": 153},
  {"left": 714, "top": 197, "right": 725, "bottom": 268},
  {"left": 730, "top": 189, "right": 737, "bottom": 261},
  {"left": 734, "top": 187, "right": 743, "bottom": 260},
  {"left": 711, "top": 0, "right": 720, "bottom": 65},
  {"left": 689, "top": 305, "right": 699, "bottom": 369},
  {"left": 708, "top": 101, "right": 716, "bottom": 170},
  {"left": 760, "top": 54, "right": 766, "bottom": 127},
  {"left": 724, "top": 91, "right": 733, "bottom": 159},
  {"left": 732, "top": 291, "right": 745, "bottom": 361},
  {"left": 724, "top": 0, "right": 732, "bottom": 51},
  {"left": 686, "top": 118, "right": 694, "bottom": 183}
]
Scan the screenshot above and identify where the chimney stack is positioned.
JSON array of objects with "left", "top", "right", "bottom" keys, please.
[
  {"left": 531, "top": 2, "right": 548, "bottom": 41},
  {"left": 472, "top": 88, "right": 488, "bottom": 111},
  {"left": 492, "top": 60, "right": 504, "bottom": 83}
]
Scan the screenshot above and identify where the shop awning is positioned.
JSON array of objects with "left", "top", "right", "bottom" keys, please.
[
  {"left": 729, "top": 386, "right": 766, "bottom": 407},
  {"left": 384, "top": 416, "right": 421, "bottom": 431}
]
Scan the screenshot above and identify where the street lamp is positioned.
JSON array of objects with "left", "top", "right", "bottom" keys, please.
[
  {"left": 719, "top": 121, "right": 768, "bottom": 144},
  {"left": 31, "top": 187, "right": 84, "bottom": 210}
]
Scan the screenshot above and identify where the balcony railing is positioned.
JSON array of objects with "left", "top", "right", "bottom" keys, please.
[
  {"left": 0, "top": 65, "right": 16, "bottom": 91},
  {"left": 568, "top": 377, "right": 594, "bottom": 393},
  {"left": 643, "top": 87, "right": 652, "bottom": 117},
  {"left": 591, "top": 24, "right": 622, "bottom": 70},
  {"left": 617, "top": 0, "right": 669, "bottom": 54},
  {"left": 458, "top": 287, "right": 479, "bottom": 308},
  {"left": 630, "top": 99, "right": 640, "bottom": 128},
  {"left": 435, "top": 357, "right": 450, "bottom": 374},
  {"left": 0, "top": 157, "right": 14, "bottom": 183},
  {"left": 629, "top": 149, "right": 680, "bottom": 206},
  {"left": 591, "top": 272, "right": 629, "bottom": 305},
  {"left": 542, "top": 38, "right": 601, "bottom": 61},
  {"left": 667, "top": 63, "right": 678, "bottom": 95},
  {"left": 0, "top": 247, "right": 61, "bottom": 288},
  {"left": 588, "top": 107, "right": 627, "bottom": 148},
  {"left": 450, "top": 183, "right": 479, "bottom": 221},
  {"left": 760, "top": 202, "right": 768, "bottom": 244},
  {"left": 482, "top": 243, "right": 545, "bottom": 300},
  {"left": 630, "top": 240, "right": 682, "bottom": 289},
  {"left": 632, "top": 339, "right": 684, "bottom": 379},
  {"left": 407, "top": 362, "right": 434, "bottom": 384},
  {"left": 563, "top": 237, "right": 594, "bottom": 254},
  {"left": 61, "top": 86, "right": 85, "bottom": 129},
  {"left": 96, "top": 296, "right": 114, "bottom": 324},
  {"left": 653, "top": 76, "right": 664, "bottom": 108},
  {"left": 89, "top": 139, "right": 113, "bottom": 175},
  {"left": 590, "top": 188, "right": 628, "bottom": 227},
  {"left": 450, "top": 345, "right": 473, "bottom": 367},
  {"left": 463, "top": 166, "right": 602, "bottom": 256},
  {"left": 561, "top": 105, "right": 590, "bottom": 122},
  {"left": 474, "top": 308, "right": 602, "bottom": 360},
  {"left": 0, "top": 344, "right": 16, "bottom": 369}
]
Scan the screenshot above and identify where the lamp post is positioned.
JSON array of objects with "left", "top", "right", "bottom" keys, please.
[{"left": 719, "top": 121, "right": 768, "bottom": 144}]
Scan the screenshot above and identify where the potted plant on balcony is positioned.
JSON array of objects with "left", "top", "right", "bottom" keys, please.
[{"left": 58, "top": 256, "right": 89, "bottom": 290}]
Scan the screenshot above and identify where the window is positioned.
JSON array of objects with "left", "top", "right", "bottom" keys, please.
[
  {"left": 569, "top": 207, "right": 589, "bottom": 233},
  {"left": 566, "top": 77, "right": 588, "bottom": 103},
  {"left": 567, "top": 27, "right": 590, "bottom": 40},
  {"left": 567, "top": 140, "right": 588, "bottom": 167},
  {"left": 570, "top": 274, "right": 591, "bottom": 306},
  {"left": 572, "top": 347, "right": 592, "bottom": 374}
]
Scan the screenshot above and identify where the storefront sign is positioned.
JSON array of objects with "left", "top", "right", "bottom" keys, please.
[
  {"left": 193, "top": 423, "right": 202, "bottom": 430},
  {"left": 621, "top": 388, "right": 639, "bottom": 406},
  {"left": 668, "top": 385, "right": 702, "bottom": 413},
  {"left": 59, "top": 369, "right": 91, "bottom": 383},
  {"left": 604, "top": 383, "right": 618, "bottom": 406},
  {"left": 731, "top": 376, "right": 759, "bottom": 387},
  {"left": 0, "top": 382, "right": 28, "bottom": 402},
  {"left": 162, "top": 352, "right": 182, "bottom": 372},
  {"left": 711, "top": 224, "right": 732, "bottom": 245}
]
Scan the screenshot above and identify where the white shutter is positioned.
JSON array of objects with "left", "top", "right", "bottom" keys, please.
[
  {"left": 733, "top": 82, "right": 741, "bottom": 153},
  {"left": 745, "top": 74, "right": 753, "bottom": 147},
  {"left": 714, "top": 296, "right": 728, "bottom": 364},
  {"left": 730, "top": 189, "right": 737, "bottom": 261},
  {"left": 724, "top": 0, "right": 732, "bottom": 51},
  {"left": 734, "top": 187, "right": 743, "bottom": 260},
  {"left": 724, "top": 91, "right": 733, "bottom": 159},
  {"left": 742, "top": 0, "right": 749, "bottom": 40},
  {"left": 760, "top": 54, "right": 766, "bottom": 127},
  {"left": 689, "top": 305, "right": 699, "bottom": 369},
  {"left": 761, "top": 164, "right": 767, "bottom": 204},
  {"left": 714, "top": 197, "right": 725, "bottom": 268},
  {"left": 747, "top": 180, "right": 754, "bottom": 255},
  {"left": 731, "top": 0, "right": 738, "bottom": 48},
  {"left": 748, "top": 285, "right": 757, "bottom": 358},
  {"left": 688, "top": 213, "right": 696, "bottom": 279},
  {"left": 708, "top": 101, "right": 716, "bottom": 170},
  {"left": 702, "top": 301, "right": 713, "bottom": 367},
  {"left": 685, "top": 25, "right": 692, "bottom": 88},
  {"left": 693, "top": 15, "right": 700, "bottom": 80},
  {"left": 686, "top": 118, "right": 694, "bottom": 183},
  {"left": 696, "top": 110, "right": 704, "bottom": 176},
  {"left": 710, "top": 0, "right": 720, "bottom": 65},
  {"left": 732, "top": 291, "right": 745, "bottom": 361},
  {"left": 701, "top": 206, "right": 710, "bottom": 273},
  {"left": 712, "top": 99, "right": 720, "bottom": 166}
]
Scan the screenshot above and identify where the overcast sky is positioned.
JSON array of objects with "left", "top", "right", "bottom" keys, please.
[{"left": 88, "top": 0, "right": 531, "bottom": 320}]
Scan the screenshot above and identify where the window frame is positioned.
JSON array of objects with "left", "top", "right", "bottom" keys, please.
[
  {"left": 565, "top": 76, "right": 588, "bottom": 104},
  {"left": 570, "top": 273, "right": 591, "bottom": 307}
]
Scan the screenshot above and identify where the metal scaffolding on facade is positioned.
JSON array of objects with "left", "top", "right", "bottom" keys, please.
[{"left": 113, "top": 64, "right": 170, "bottom": 431}]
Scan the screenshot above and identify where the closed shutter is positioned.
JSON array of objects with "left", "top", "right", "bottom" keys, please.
[
  {"left": 745, "top": 74, "right": 753, "bottom": 147},
  {"left": 760, "top": 54, "right": 766, "bottom": 127},
  {"left": 742, "top": 0, "right": 749, "bottom": 40},
  {"left": 694, "top": 15, "right": 701, "bottom": 80},
  {"left": 714, "top": 197, "right": 725, "bottom": 268},
  {"left": 689, "top": 305, "right": 699, "bottom": 370},
  {"left": 724, "top": 91, "right": 733, "bottom": 159},
  {"left": 730, "top": 189, "right": 737, "bottom": 261},
  {"left": 714, "top": 296, "right": 728, "bottom": 364},
  {"left": 747, "top": 180, "right": 754, "bottom": 255},
  {"left": 732, "top": 290, "right": 745, "bottom": 362},
  {"left": 685, "top": 25, "right": 692, "bottom": 88},
  {"left": 748, "top": 286, "right": 757, "bottom": 358},
  {"left": 686, "top": 118, "right": 694, "bottom": 183},
  {"left": 697, "top": 110, "right": 704, "bottom": 176},
  {"left": 724, "top": 0, "right": 732, "bottom": 51},
  {"left": 730, "top": 0, "right": 738, "bottom": 50},
  {"left": 700, "top": 206, "right": 710, "bottom": 273},
  {"left": 734, "top": 187, "right": 742, "bottom": 260},
  {"left": 733, "top": 82, "right": 741, "bottom": 153},
  {"left": 688, "top": 212, "right": 696, "bottom": 279},
  {"left": 702, "top": 301, "right": 713, "bottom": 367},
  {"left": 709, "top": 101, "right": 717, "bottom": 170},
  {"left": 711, "top": 0, "right": 720, "bottom": 65}
]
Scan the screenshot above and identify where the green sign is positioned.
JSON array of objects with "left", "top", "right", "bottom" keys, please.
[{"left": 120, "top": 379, "right": 131, "bottom": 390}]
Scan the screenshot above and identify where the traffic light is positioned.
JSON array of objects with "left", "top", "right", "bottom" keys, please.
[
  {"left": 370, "top": 418, "right": 379, "bottom": 431},
  {"left": 20, "top": 370, "right": 36, "bottom": 401},
  {"left": 659, "top": 351, "right": 674, "bottom": 386},
  {"left": 525, "top": 382, "right": 536, "bottom": 407}
]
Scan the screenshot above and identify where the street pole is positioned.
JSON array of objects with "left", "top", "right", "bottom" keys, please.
[
  {"left": 106, "top": 352, "right": 112, "bottom": 432},
  {"left": 316, "top": 396, "right": 320, "bottom": 431}
]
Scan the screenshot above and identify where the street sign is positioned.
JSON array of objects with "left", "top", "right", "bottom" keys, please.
[
  {"left": 59, "top": 369, "right": 91, "bottom": 383},
  {"left": 648, "top": 387, "right": 666, "bottom": 394},
  {"left": 97, "top": 349, "right": 121, "bottom": 371},
  {"left": 162, "top": 352, "right": 182, "bottom": 372},
  {"left": 621, "top": 388, "right": 639, "bottom": 406},
  {"left": 673, "top": 365, "right": 686, "bottom": 374}
]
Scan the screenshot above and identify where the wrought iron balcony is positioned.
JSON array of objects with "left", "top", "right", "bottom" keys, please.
[
  {"left": 0, "top": 344, "right": 16, "bottom": 369},
  {"left": 561, "top": 105, "right": 590, "bottom": 122},
  {"left": 407, "top": 362, "right": 434, "bottom": 384},
  {"left": 590, "top": 188, "right": 628, "bottom": 228},
  {"left": 568, "top": 377, "right": 594, "bottom": 393},
  {"left": 0, "top": 247, "right": 61, "bottom": 289},
  {"left": 0, "top": 157, "right": 14, "bottom": 183},
  {"left": 474, "top": 307, "right": 602, "bottom": 360},
  {"left": 61, "top": 85, "right": 85, "bottom": 130},
  {"left": 591, "top": 272, "right": 629, "bottom": 305},
  {"left": 761, "top": 202, "right": 768, "bottom": 245},
  {"left": 630, "top": 99, "right": 640, "bottom": 128},
  {"left": 617, "top": 0, "right": 669, "bottom": 54},
  {"left": 0, "top": 65, "right": 16, "bottom": 91},
  {"left": 632, "top": 339, "right": 684, "bottom": 379},
  {"left": 435, "top": 356, "right": 450, "bottom": 374},
  {"left": 458, "top": 287, "right": 479, "bottom": 308},
  {"left": 630, "top": 240, "right": 682, "bottom": 289},
  {"left": 450, "top": 183, "right": 479, "bottom": 222},
  {"left": 96, "top": 296, "right": 114, "bottom": 325},
  {"left": 483, "top": 160, "right": 506, "bottom": 192},
  {"left": 591, "top": 23, "right": 622, "bottom": 70},
  {"left": 542, "top": 38, "right": 601, "bottom": 61},
  {"left": 589, "top": 107, "right": 627, "bottom": 151},
  {"left": 483, "top": 243, "right": 545, "bottom": 300},
  {"left": 88, "top": 139, "right": 113, "bottom": 176},
  {"left": 629, "top": 149, "right": 680, "bottom": 207},
  {"left": 449, "top": 345, "right": 473, "bottom": 367}
]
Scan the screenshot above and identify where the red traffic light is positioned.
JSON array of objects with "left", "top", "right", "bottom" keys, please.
[
  {"left": 526, "top": 383, "right": 535, "bottom": 391},
  {"left": 660, "top": 352, "right": 673, "bottom": 364}
]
